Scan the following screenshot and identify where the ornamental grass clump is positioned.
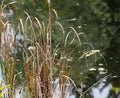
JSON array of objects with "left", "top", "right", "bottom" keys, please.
[{"left": 0, "top": 0, "right": 100, "bottom": 98}]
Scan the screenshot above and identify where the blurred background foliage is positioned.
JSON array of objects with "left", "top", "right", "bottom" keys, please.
[
  {"left": 5, "top": 0, "right": 120, "bottom": 51},
  {"left": 1, "top": 0, "right": 120, "bottom": 97}
]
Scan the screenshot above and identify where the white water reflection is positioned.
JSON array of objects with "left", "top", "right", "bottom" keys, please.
[
  {"left": 0, "top": 67, "right": 2, "bottom": 80},
  {"left": 53, "top": 80, "right": 113, "bottom": 98},
  {"left": 91, "top": 82, "right": 112, "bottom": 98},
  {"left": 2, "top": 10, "right": 14, "bottom": 18},
  {"left": 53, "top": 78, "right": 75, "bottom": 98},
  {"left": 15, "top": 87, "right": 23, "bottom": 98}
]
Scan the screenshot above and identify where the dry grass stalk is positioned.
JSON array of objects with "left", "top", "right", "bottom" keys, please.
[
  {"left": 0, "top": 1, "right": 102, "bottom": 98},
  {"left": 0, "top": 8, "right": 2, "bottom": 46}
]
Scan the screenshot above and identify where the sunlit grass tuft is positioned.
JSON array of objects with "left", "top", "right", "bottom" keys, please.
[{"left": 0, "top": 0, "right": 101, "bottom": 98}]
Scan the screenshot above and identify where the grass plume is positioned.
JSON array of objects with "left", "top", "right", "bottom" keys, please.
[{"left": 0, "top": 0, "right": 101, "bottom": 98}]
